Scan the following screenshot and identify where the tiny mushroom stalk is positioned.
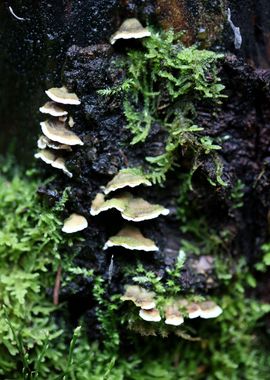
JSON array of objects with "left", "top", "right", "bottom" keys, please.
[
  {"left": 62, "top": 214, "right": 88, "bottom": 234},
  {"left": 110, "top": 18, "right": 151, "bottom": 45}
]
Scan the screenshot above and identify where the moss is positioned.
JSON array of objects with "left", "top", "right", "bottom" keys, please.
[{"left": 101, "top": 30, "right": 226, "bottom": 185}]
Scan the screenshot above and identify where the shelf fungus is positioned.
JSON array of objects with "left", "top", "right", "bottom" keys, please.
[
  {"left": 37, "top": 135, "right": 72, "bottom": 151},
  {"left": 186, "top": 302, "right": 201, "bottom": 319},
  {"left": 62, "top": 213, "right": 88, "bottom": 233},
  {"left": 110, "top": 18, "right": 151, "bottom": 45},
  {"left": 45, "top": 86, "right": 81, "bottom": 105},
  {"left": 90, "top": 193, "right": 128, "bottom": 216},
  {"left": 103, "top": 225, "right": 158, "bottom": 251},
  {"left": 121, "top": 285, "right": 156, "bottom": 310},
  {"left": 164, "top": 304, "right": 184, "bottom": 326},
  {"left": 199, "top": 301, "right": 223, "bottom": 319},
  {"left": 90, "top": 192, "right": 169, "bottom": 221},
  {"left": 40, "top": 120, "right": 84, "bottom": 146},
  {"left": 104, "top": 168, "right": 151, "bottom": 195},
  {"left": 35, "top": 149, "right": 72, "bottom": 177},
  {"left": 39, "top": 101, "right": 68, "bottom": 117},
  {"left": 139, "top": 308, "right": 161, "bottom": 322}
]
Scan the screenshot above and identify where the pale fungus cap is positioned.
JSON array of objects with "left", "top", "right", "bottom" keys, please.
[
  {"left": 103, "top": 225, "right": 158, "bottom": 251},
  {"left": 34, "top": 149, "right": 55, "bottom": 165},
  {"left": 39, "top": 101, "right": 68, "bottom": 117},
  {"left": 51, "top": 157, "right": 73, "bottom": 178},
  {"left": 121, "top": 285, "right": 156, "bottom": 310},
  {"left": 186, "top": 303, "right": 201, "bottom": 319},
  {"left": 68, "top": 116, "right": 75, "bottom": 128},
  {"left": 164, "top": 305, "right": 184, "bottom": 326},
  {"left": 90, "top": 192, "right": 169, "bottom": 222},
  {"left": 122, "top": 195, "right": 169, "bottom": 222},
  {"left": 35, "top": 149, "right": 73, "bottom": 177},
  {"left": 90, "top": 193, "right": 129, "bottom": 216},
  {"left": 139, "top": 308, "right": 161, "bottom": 322},
  {"left": 62, "top": 213, "right": 88, "bottom": 233},
  {"left": 37, "top": 135, "right": 72, "bottom": 151},
  {"left": 41, "top": 120, "right": 84, "bottom": 146},
  {"left": 110, "top": 18, "right": 151, "bottom": 45},
  {"left": 199, "top": 301, "right": 223, "bottom": 319},
  {"left": 104, "top": 168, "right": 151, "bottom": 195},
  {"left": 45, "top": 86, "right": 81, "bottom": 105}
]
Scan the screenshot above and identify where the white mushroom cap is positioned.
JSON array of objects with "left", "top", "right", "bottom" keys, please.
[
  {"left": 103, "top": 225, "right": 158, "bottom": 252},
  {"left": 62, "top": 214, "right": 88, "bottom": 233},
  {"left": 186, "top": 303, "right": 201, "bottom": 319},
  {"left": 110, "top": 18, "right": 151, "bottom": 45},
  {"left": 45, "top": 86, "right": 81, "bottom": 105},
  {"left": 51, "top": 157, "right": 73, "bottom": 178},
  {"left": 90, "top": 193, "right": 128, "bottom": 216},
  {"left": 34, "top": 149, "right": 55, "bottom": 165},
  {"left": 40, "top": 120, "right": 84, "bottom": 146},
  {"left": 139, "top": 308, "right": 161, "bottom": 322},
  {"left": 199, "top": 301, "right": 223, "bottom": 319},
  {"left": 39, "top": 101, "right": 68, "bottom": 117},
  {"left": 37, "top": 135, "right": 72, "bottom": 151},
  {"left": 104, "top": 168, "right": 151, "bottom": 195},
  {"left": 164, "top": 304, "right": 184, "bottom": 326}
]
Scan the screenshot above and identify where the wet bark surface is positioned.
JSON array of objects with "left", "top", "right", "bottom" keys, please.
[{"left": 1, "top": 0, "right": 270, "bottom": 335}]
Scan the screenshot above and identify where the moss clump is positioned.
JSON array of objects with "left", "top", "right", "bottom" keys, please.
[{"left": 101, "top": 30, "right": 225, "bottom": 184}]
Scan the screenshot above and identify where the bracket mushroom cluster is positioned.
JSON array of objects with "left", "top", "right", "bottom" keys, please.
[
  {"left": 90, "top": 168, "right": 169, "bottom": 252},
  {"left": 35, "top": 86, "right": 83, "bottom": 178},
  {"left": 35, "top": 86, "right": 88, "bottom": 235},
  {"left": 121, "top": 285, "right": 223, "bottom": 326}
]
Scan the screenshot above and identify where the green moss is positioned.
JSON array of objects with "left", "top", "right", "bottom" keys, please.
[{"left": 101, "top": 30, "right": 226, "bottom": 184}]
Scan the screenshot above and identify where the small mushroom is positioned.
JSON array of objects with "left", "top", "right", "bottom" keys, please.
[
  {"left": 68, "top": 116, "right": 75, "bottom": 128},
  {"left": 121, "top": 285, "right": 156, "bottom": 310},
  {"left": 199, "top": 301, "right": 223, "bottom": 319},
  {"left": 90, "top": 193, "right": 128, "bottom": 216},
  {"left": 39, "top": 101, "right": 68, "bottom": 117},
  {"left": 40, "top": 120, "right": 84, "bottom": 146},
  {"left": 104, "top": 169, "right": 151, "bottom": 195},
  {"left": 45, "top": 86, "right": 81, "bottom": 105},
  {"left": 37, "top": 135, "right": 72, "bottom": 151},
  {"left": 110, "top": 18, "right": 151, "bottom": 45},
  {"left": 34, "top": 149, "right": 55, "bottom": 165},
  {"left": 186, "top": 303, "right": 201, "bottom": 319},
  {"left": 51, "top": 157, "right": 73, "bottom": 178},
  {"left": 164, "top": 304, "right": 184, "bottom": 326},
  {"left": 103, "top": 225, "right": 158, "bottom": 251},
  {"left": 139, "top": 308, "right": 161, "bottom": 322},
  {"left": 62, "top": 213, "right": 88, "bottom": 233}
]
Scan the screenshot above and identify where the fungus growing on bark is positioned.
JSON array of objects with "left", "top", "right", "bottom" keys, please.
[
  {"left": 186, "top": 302, "right": 201, "bottom": 319},
  {"left": 35, "top": 150, "right": 72, "bottom": 177},
  {"left": 39, "top": 101, "right": 68, "bottom": 117},
  {"left": 121, "top": 285, "right": 156, "bottom": 310},
  {"left": 90, "top": 192, "right": 128, "bottom": 216},
  {"left": 110, "top": 18, "right": 151, "bottom": 45},
  {"left": 164, "top": 304, "right": 184, "bottom": 326},
  {"left": 103, "top": 225, "right": 158, "bottom": 251},
  {"left": 139, "top": 308, "right": 161, "bottom": 322},
  {"left": 45, "top": 86, "right": 81, "bottom": 105},
  {"left": 34, "top": 149, "right": 55, "bottom": 165},
  {"left": 40, "top": 120, "right": 84, "bottom": 146},
  {"left": 199, "top": 301, "right": 223, "bottom": 319},
  {"left": 62, "top": 213, "right": 88, "bottom": 233},
  {"left": 104, "top": 168, "right": 151, "bottom": 195},
  {"left": 37, "top": 135, "right": 72, "bottom": 151},
  {"left": 51, "top": 157, "right": 73, "bottom": 178},
  {"left": 90, "top": 192, "right": 169, "bottom": 221}
]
